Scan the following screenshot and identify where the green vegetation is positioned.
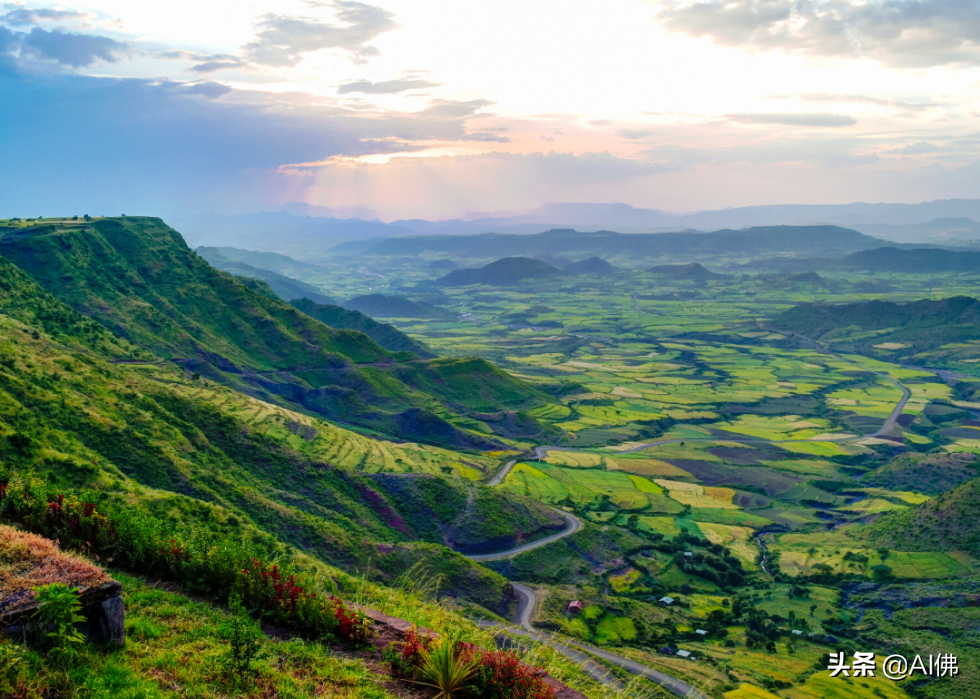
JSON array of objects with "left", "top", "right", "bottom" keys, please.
[{"left": 11, "top": 215, "right": 980, "bottom": 697}]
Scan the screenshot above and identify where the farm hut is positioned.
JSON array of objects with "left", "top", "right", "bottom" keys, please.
[
  {"left": 683, "top": 551, "right": 693, "bottom": 557},
  {"left": 659, "top": 596, "right": 674, "bottom": 606},
  {"left": 567, "top": 600, "right": 583, "bottom": 614},
  {"left": 791, "top": 630, "right": 803, "bottom": 636},
  {"left": 676, "top": 650, "right": 693, "bottom": 658},
  {"left": 658, "top": 647, "right": 676, "bottom": 655},
  {"left": 695, "top": 629, "right": 707, "bottom": 636}
]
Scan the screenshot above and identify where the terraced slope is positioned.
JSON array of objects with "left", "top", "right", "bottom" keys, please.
[
  {"left": 0, "top": 218, "right": 553, "bottom": 445},
  {"left": 0, "top": 253, "right": 565, "bottom": 610}
]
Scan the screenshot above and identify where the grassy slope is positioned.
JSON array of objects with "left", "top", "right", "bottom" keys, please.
[
  {"left": 860, "top": 476, "right": 980, "bottom": 555},
  {"left": 196, "top": 246, "right": 336, "bottom": 305},
  {"left": 290, "top": 298, "right": 435, "bottom": 357},
  {"left": 0, "top": 218, "right": 553, "bottom": 446},
  {"left": 0, "top": 254, "right": 570, "bottom": 610},
  {"left": 772, "top": 296, "right": 980, "bottom": 351}
]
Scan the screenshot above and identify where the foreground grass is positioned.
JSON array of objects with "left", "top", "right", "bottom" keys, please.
[{"left": 6, "top": 571, "right": 396, "bottom": 699}]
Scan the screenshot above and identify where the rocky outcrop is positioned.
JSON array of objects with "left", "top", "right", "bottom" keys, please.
[{"left": 1, "top": 581, "right": 125, "bottom": 647}]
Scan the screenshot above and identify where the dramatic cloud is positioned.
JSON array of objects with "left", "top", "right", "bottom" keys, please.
[
  {"left": 654, "top": 0, "right": 980, "bottom": 67},
  {"left": 726, "top": 113, "right": 857, "bottom": 127},
  {"left": 244, "top": 1, "right": 398, "bottom": 67},
  {"left": 337, "top": 78, "right": 440, "bottom": 94},
  {"left": 20, "top": 28, "right": 128, "bottom": 67}
]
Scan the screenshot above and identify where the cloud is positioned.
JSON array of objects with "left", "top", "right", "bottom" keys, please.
[
  {"left": 420, "top": 99, "right": 493, "bottom": 118},
  {"left": 889, "top": 141, "right": 943, "bottom": 154},
  {"left": 244, "top": 1, "right": 398, "bottom": 67},
  {"left": 183, "top": 82, "right": 233, "bottom": 99},
  {"left": 617, "top": 128, "right": 653, "bottom": 139},
  {"left": 20, "top": 28, "right": 128, "bottom": 67},
  {"left": 653, "top": 0, "right": 980, "bottom": 68},
  {"left": 643, "top": 137, "right": 878, "bottom": 169},
  {"left": 459, "top": 132, "right": 511, "bottom": 143},
  {"left": 337, "top": 78, "right": 439, "bottom": 93},
  {"left": 767, "top": 92, "right": 940, "bottom": 111},
  {"left": 1, "top": 7, "right": 94, "bottom": 25},
  {"left": 726, "top": 113, "right": 857, "bottom": 127}
]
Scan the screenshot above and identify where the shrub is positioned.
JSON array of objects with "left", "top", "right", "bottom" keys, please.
[
  {"left": 413, "top": 635, "right": 481, "bottom": 699},
  {"left": 32, "top": 582, "right": 85, "bottom": 664},
  {"left": 0, "top": 471, "right": 369, "bottom": 645},
  {"left": 385, "top": 629, "right": 554, "bottom": 699},
  {"left": 221, "top": 596, "right": 263, "bottom": 691}
]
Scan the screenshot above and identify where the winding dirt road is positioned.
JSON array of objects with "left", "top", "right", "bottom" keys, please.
[{"left": 466, "top": 358, "right": 914, "bottom": 697}]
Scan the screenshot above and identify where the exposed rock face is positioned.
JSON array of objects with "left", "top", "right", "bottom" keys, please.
[{"left": 80, "top": 582, "right": 126, "bottom": 647}]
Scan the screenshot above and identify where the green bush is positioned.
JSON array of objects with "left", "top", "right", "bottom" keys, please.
[
  {"left": 0, "top": 470, "right": 369, "bottom": 644},
  {"left": 32, "top": 582, "right": 85, "bottom": 664}
]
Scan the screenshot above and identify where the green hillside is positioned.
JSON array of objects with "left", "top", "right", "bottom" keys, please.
[
  {"left": 290, "top": 297, "right": 435, "bottom": 357},
  {"left": 341, "top": 293, "right": 455, "bottom": 319},
  {"left": 562, "top": 256, "right": 615, "bottom": 275},
  {"left": 197, "top": 245, "right": 325, "bottom": 279},
  {"left": 648, "top": 262, "right": 728, "bottom": 280},
  {"left": 435, "top": 257, "right": 568, "bottom": 286},
  {"left": 196, "top": 246, "right": 335, "bottom": 304},
  {"left": 0, "top": 218, "right": 553, "bottom": 445},
  {"left": 772, "top": 296, "right": 980, "bottom": 357},
  {"left": 0, "top": 253, "right": 570, "bottom": 609},
  {"left": 861, "top": 477, "right": 980, "bottom": 555}
]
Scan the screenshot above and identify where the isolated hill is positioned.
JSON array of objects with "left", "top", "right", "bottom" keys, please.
[
  {"left": 290, "top": 298, "right": 435, "bottom": 357},
  {"left": 772, "top": 296, "right": 980, "bottom": 354},
  {"left": 435, "top": 257, "right": 568, "bottom": 286},
  {"left": 648, "top": 262, "right": 727, "bottom": 280},
  {"left": 562, "top": 256, "right": 614, "bottom": 275},
  {"left": 196, "top": 246, "right": 335, "bottom": 304},
  {"left": 341, "top": 293, "right": 455, "bottom": 319},
  {"left": 863, "top": 477, "right": 980, "bottom": 555},
  {"left": 337, "top": 225, "right": 886, "bottom": 261},
  {"left": 0, "top": 218, "right": 552, "bottom": 445}
]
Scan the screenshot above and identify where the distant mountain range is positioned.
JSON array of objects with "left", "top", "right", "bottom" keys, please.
[
  {"left": 172, "top": 198, "right": 980, "bottom": 254},
  {"left": 338, "top": 225, "right": 885, "bottom": 261}
]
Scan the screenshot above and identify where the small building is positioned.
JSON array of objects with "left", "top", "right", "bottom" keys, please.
[
  {"left": 659, "top": 596, "right": 675, "bottom": 606},
  {"left": 658, "top": 646, "right": 675, "bottom": 655},
  {"left": 683, "top": 551, "right": 693, "bottom": 557},
  {"left": 567, "top": 600, "right": 583, "bottom": 614},
  {"left": 791, "top": 630, "right": 803, "bottom": 636},
  {"left": 695, "top": 629, "right": 708, "bottom": 636},
  {"left": 676, "top": 650, "right": 693, "bottom": 658}
]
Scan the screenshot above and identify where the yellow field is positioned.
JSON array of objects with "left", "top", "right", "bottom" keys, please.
[
  {"left": 696, "top": 522, "right": 759, "bottom": 570},
  {"left": 655, "top": 480, "right": 740, "bottom": 509},
  {"left": 543, "top": 451, "right": 603, "bottom": 468},
  {"left": 606, "top": 457, "right": 693, "bottom": 478}
]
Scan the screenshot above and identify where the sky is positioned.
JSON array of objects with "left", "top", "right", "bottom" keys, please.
[{"left": 0, "top": 0, "right": 979, "bottom": 221}]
